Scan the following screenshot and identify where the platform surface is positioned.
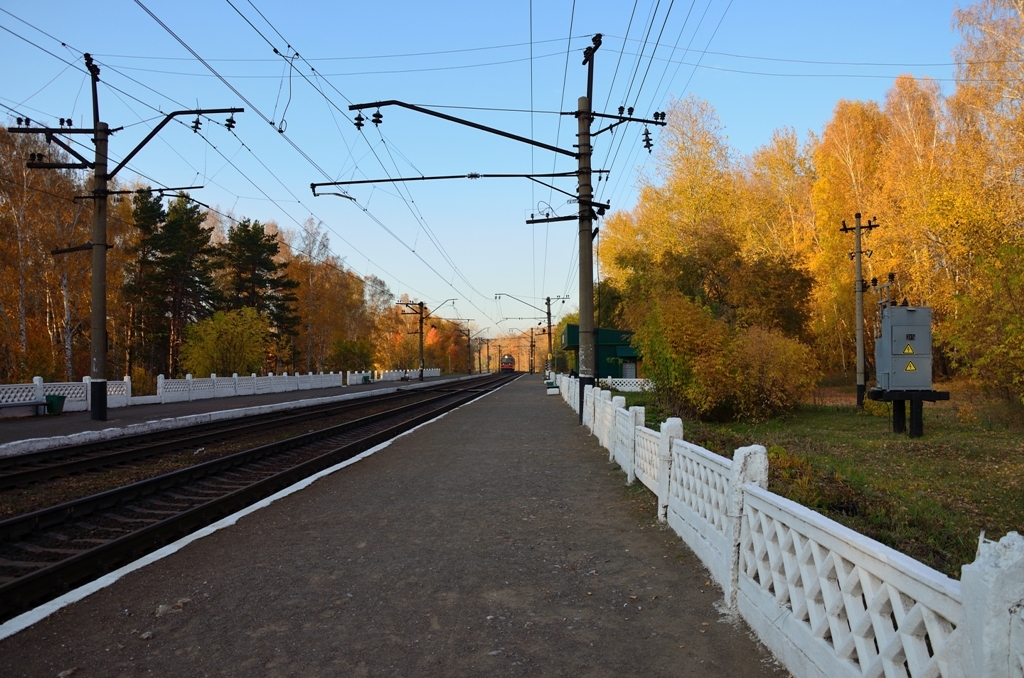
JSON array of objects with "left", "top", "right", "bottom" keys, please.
[{"left": 0, "top": 375, "right": 785, "bottom": 677}]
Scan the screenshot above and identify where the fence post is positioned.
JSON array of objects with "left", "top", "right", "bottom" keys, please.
[
  {"left": 725, "top": 445, "right": 768, "bottom": 608},
  {"left": 124, "top": 375, "right": 132, "bottom": 405},
  {"left": 582, "top": 385, "right": 594, "bottom": 429},
  {"left": 233, "top": 373, "right": 239, "bottom": 395},
  {"left": 33, "top": 376, "right": 44, "bottom": 401},
  {"left": 609, "top": 395, "right": 626, "bottom": 462},
  {"left": 186, "top": 374, "right": 193, "bottom": 401},
  {"left": 625, "top": 404, "right": 643, "bottom": 484},
  {"left": 84, "top": 376, "right": 91, "bottom": 410},
  {"left": 157, "top": 374, "right": 164, "bottom": 403},
  {"left": 959, "top": 531, "right": 1024, "bottom": 677},
  {"left": 211, "top": 373, "right": 217, "bottom": 398},
  {"left": 657, "top": 418, "right": 683, "bottom": 523}
]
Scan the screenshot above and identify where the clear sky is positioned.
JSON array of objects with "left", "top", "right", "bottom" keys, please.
[{"left": 1, "top": 0, "right": 963, "bottom": 338}]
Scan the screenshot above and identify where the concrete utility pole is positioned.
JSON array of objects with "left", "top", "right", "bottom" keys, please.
[
  {"left": 577, "top": 92, "right": 596, "bottom": 411},
  {"left": 325, "top": 33, "right": 664, "bottom": 422},
  {"left": 10, "top": 53, "right": 241, "bottom": 420},
  {"left": 841, "top": 213, "right": 880, "bottom": 409},
  {"left": 529, "top": 328, "right": 536, "bottom": 374},
  {"left": 399, "top": 298, "right": 454, "bottom": 381}
]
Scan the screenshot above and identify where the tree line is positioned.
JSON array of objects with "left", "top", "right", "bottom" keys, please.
[
  {"left": 0, "top": 129, "right": 470, "bottom": 390},
  {"left": 598, "top": 0, "right": 1024, "bottom": 418}
]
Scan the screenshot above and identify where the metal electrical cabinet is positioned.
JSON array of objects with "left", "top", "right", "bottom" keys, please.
[
  {"left": 874, "top": 306, "right": 932, "bottom": 391},
  {"left": 867, "top": 291, "right": 949, "bottom": 437}
]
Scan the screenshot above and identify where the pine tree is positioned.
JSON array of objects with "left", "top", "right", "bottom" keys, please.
[
  {"left": 219, "top": 219, "right": 300, "bottom": 365},
  {"left": 156, "top": 195, "right": 220, "bottom": 375}
]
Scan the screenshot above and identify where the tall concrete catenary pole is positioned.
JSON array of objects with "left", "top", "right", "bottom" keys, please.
[
  {"left": 418, "top": 301, "right": 425, "bottom": 381},
  {"left": 89, "top": 121, "right": 109, "bottom": 420},
  {"left": 577, "top": 94, "right": 595, "bottom": 421},
  {"left": 545, "top": 296, "right": 553, "bottom": 374}
]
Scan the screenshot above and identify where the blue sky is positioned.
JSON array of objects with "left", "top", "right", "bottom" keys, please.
[{"left": 1, "top": 1, "right": 963, "bottom": 337}]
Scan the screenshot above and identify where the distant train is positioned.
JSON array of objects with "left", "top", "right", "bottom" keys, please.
[{"left": 499, "top": 354, "right": 516, "bottom": 373}]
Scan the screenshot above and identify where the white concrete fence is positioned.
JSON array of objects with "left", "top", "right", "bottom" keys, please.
[
  {"left": 555, "top": 373, "right": 1024, "bottom": 678},
  {"left": 375, "top": 368, "right": 441, "bottom": 382},
  {"left": 0, "top": 372, "right": 361, "bottom": 413},
  {"left": 0, "top": 368, "right": 454, "bottom": 415},
  {"left": 598, "top": 377, "right": 653, "bottom": 392}
]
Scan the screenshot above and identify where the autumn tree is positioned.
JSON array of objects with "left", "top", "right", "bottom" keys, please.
[{"left": 180, "top": 307, "right": 270, "bottom": 377}]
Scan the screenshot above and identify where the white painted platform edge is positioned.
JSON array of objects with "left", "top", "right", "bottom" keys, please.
[{"left": 0, "top": 376, "right": 507, "bottom": 641}]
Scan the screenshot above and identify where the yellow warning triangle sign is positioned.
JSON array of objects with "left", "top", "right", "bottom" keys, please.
[
  {"left": 905, "top": 361, "right": 917, "bottom": 372},
  {"left": 903, "top": 344, "right": 915, "bottom": 355}
]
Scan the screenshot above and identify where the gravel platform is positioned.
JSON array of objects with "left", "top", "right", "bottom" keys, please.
[{"left": 0, "top": 375, "right": 787, "bottom": 677}]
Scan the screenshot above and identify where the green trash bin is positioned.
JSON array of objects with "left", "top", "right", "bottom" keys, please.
[
  {"left": 362, "top": 375, "right": 371, "bottom": 384},
  {"left": 45, "top": 394, "right": 66, "bottom": 415}
]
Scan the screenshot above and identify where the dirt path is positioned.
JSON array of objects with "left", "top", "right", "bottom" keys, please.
[{"left": 1, "top": 376, "right": 788, "bottom": 677}]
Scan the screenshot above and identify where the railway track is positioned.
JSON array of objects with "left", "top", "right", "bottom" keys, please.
[
  {"left": 0, "top": 372, "right": 515, "bottom": 622},
  {"left": 0, "top": 384, "right": 449, "bottom": 491}
]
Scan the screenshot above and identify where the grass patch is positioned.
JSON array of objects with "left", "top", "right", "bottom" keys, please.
[{"left": 612, "top": 385, "right": 1024, "bottom": 578}]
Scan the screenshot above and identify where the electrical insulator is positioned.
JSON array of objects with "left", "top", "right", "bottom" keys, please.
[
  {"left": 627, "top": 107, "right": 634, "bottom": 117},
  {"left": 191, "top": 117, "right": 202, "bottom": 133},
  {"left": 59, "top": 118, "right": 67, "bottom": 127},
  {"left": 354, "top": 113, "right": 365, "bottom": 130},
  {"left": 225, "top": 115, "right": 236, "bottom": 131},
  {"left": 618, "top": 106, "right": 625, "bottom": 116},
  {"left": 642, "top": 127, "right": 653, "bottom": 153},
  {"left": 372, "top": 110, "right": 383, "bottom": 126},
  {"left": 16, "top": 118, "right": 23, "bottom": 126}
]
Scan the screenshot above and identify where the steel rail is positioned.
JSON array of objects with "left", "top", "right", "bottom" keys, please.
[{"left": 0, "top": 389, "right": 428, "bottom": 490}]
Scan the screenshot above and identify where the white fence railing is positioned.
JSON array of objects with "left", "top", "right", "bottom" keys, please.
[
  {"left": 0, "top": 367, "right": 454, "bottom": 415},
  {"left": 552, "top": 373, "right": 1024, "bottom": 678},
  {"left": 599, "top": 377, "right": 652, "bottom": 392},
  {"left": 0, "top": 371, "right": 353, "bottom": 413}
]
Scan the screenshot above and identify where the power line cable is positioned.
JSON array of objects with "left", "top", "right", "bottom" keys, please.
[{"left": 1, "top": 16, "right": 438, "bottom": 307}]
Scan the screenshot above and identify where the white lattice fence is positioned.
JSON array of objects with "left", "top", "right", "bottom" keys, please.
[
  {"left": 215, "top": 378, "right": 236, "bottom": 397},
  {"left": 668, "top": 440, "right": 737, "bottom": 595},
  {"left": 190, "top": 378, "right": 215, "bottom": 400},
  {"left": 634, "top": 426, "right": 660, "bottom": 493},
  {"left": 42, "top": 382, "right": 87, "bottom": 400},
  {"left": 161, "top": 378, "right": 191, "bottom": 402},
  {"left": 604, "top": 377, "right": 652, "bottom": 392},
  {"left": 0, "top": 384, "right": 37, "bottom": 404},
  {"left": 236, "top": 375, "right": 256, "bottom": 395},
  {"left": 548, "top": 379, "right": 1024, "bottom": 678},
  {"left": 43, "top": 381, "right": 88, "bottom": 411},
  {"left": 613, "top": 407, "right": 631, "bottom": 467},
  {"left": 739, "top": 486, "right": 963, "bottom": 678}
]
